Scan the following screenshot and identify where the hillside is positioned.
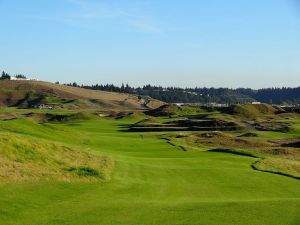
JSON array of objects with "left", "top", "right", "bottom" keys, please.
[{"left": 0, "top": 80, "right": 164, "bottom": 110}]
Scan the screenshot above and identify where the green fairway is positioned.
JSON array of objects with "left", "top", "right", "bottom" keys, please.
[{"left": 0, "top": 117, "right": 300, "bottom": 225}]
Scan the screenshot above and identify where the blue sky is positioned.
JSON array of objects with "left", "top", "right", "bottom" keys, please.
[{"left": 0, "top": 0, "right": 299, "bottom": 88}]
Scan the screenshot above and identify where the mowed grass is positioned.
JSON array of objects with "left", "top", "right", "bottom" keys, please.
[{"left": 0, "top": 116, "right": 300, "bottom": 225}]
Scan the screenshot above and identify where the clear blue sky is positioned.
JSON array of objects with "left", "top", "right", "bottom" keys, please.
[{"left": 0, "top": 0, "right": 299, "bottom": 88}]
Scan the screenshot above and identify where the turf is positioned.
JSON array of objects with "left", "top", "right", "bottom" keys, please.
[{"left": 0, "top": 114, "right": 300, "bottom": 225}]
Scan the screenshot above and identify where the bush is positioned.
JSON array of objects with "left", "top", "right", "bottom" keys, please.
[{"left": 67, "top": 166, "right": 100, "bottom": 177}]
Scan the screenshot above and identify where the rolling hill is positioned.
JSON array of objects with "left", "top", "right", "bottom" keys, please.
[{"left": 0, "top": 80, "right": 164, "bottom": 110}]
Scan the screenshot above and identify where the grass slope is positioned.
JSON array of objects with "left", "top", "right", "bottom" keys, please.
[
  {"left": 228, "top": 104, "right": 281, "bottom": 118},
  {"left": 0, "top": 80, "right": 163, "bottom": 109},
  {"left": 253, "top": 158, "right": 300, "bottom": 179},
  {"left": 0, "top": 112, "right": 299, "bottom": 225},
  {"left": 0, "top": 130, "right": 113, "bottom": 182}
]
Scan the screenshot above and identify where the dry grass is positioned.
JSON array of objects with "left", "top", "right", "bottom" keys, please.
[
  {"left": 252, "top": 158, "right": 300, "bottom": 179},
  {"left": 229, "top": 104, "right": 281, "bottom": 118},
  {"left": 184, "top": 131, "right": 271, "bottom": 149},
  {"left": 146, "top": 104, "right": 207, "bottom": 117},
  {"left": 174, "top": 131, "right": 300, "bottom": 160},
  {"left": 0, "top": 131, "right": 114, "bottom": 183},
  {"left": 0, "top": 80, "right": 164, "bottom": 110}
]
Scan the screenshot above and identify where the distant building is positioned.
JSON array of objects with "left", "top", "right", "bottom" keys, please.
[
  {"left": 174, "top": 102, "right": 229, "bottom": 107},
  {"left": 10, "top": 76, "right": 38, "bottom": 81},
  {"left": 252, "top": 102, "right": 261, "bottom": 105},
  {"left": 10, "top": 76, "right": 28, "bottom": 81},
  {"left": 207, "top": 102, "right": 228, "bottom": 107}
]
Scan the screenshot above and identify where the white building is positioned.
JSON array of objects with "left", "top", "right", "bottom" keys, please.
[
  {"left": 10, "top": 76, "right": 29, "bottom": 81},
  {"left": 10, "top": 76, "right": 38, "bottom": 81}
]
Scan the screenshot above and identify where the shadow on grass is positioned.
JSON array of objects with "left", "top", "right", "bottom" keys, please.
[
  {"left": 251, "top": 162, "right": 300, "bottom": 180},
  {"left": 208, "top": 148, "right": 259, "bottom": 158},
  {"left": 118, "top": 124, "right": 240, "bottom": 133},
  {"left": 209, "top": 149, "right": 300, "bottom": 180},
  {"left": 208, "top": 148, "right": 300, "bottom": 180}
]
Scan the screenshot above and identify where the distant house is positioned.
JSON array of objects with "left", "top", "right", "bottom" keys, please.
[
  {"left": 252, "top": 102, "right": 261, "bottom": 105},
  {"left": 10, "top": 76, "right": 29, "bottom": 81},
  {"left": 10, "top": 76, "right": 38, "bottom": 81},
  {"left": 207, "top": 102, "right": 229, "bottom": 107}
]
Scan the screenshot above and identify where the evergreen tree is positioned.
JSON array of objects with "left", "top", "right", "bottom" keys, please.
[{"left": 0, "top": 71, "right": 11, "bottom": 80}]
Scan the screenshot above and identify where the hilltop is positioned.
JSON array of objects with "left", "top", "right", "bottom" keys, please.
[{"left": 0, "top": 80, "right": 164, "bottom": 110}]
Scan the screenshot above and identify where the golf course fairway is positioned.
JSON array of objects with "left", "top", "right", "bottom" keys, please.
[{"left": 0, "top": 118, "right": 299, "bottom": 225}]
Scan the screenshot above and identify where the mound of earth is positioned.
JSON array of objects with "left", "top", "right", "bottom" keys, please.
[
  {"left": 133, "top": 118, "right": 160, "bottom": 126},
  {"left": 0, "top": 131, "right": 114, "bottom": 182},
  {"left": 0, "top": 80, "right": 164, "bottom": 110},
  {"left": 225, "top": 104, "right": 284, "bottom": 118},
  {"left": 25, "top": 112, "right": 97, "bottom": 123},
  {"left": 129, "top": 117, "right": 240, "bottom": 132},
  {"left": 181, "top": 131, "right": 271, "bottom": 149},
  {"left": 145, "top": 104, "right": 206, "bottom": 117},
  {"left": 101, "top": 111, "right": 145, "bottom": 119},
  {"left": 252, "top": 158, "right": 300, "bottom": 179},
  {"left": 145, "top": 104, "right": 183, "bottom": 117}
]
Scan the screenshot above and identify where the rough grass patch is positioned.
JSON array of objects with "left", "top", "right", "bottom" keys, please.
[
  {"left": 252, "top": 158, "right": 300, "bottom": 179},
  {"left": 0, "top": 131, "right": 114, "bottom": 183}
]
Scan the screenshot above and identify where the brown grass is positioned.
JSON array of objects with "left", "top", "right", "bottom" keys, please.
[
  {"left": 185, "top": 131, "right": 271, "bottom": 149},
  {"left": 252, "top": 158, "right": 300, "bottom": 179},
  {"left": 0, "top": 80, "right": 164, "bottom": 110},
  {"left": 0, "top": 131, "right": 114, "bottom": 183},
  {"left": 229, "top": 104, "right": 280, "bottom": 118},
  {"left": 174, "top": 131, "right": 300, "bottom": 160}
]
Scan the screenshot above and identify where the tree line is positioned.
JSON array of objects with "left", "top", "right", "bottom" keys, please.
[
  {"left": 0, "top": 71, "right": 27, "bottom": 80},
  {"left": 64, "top": 82, "right": 300, "bottom": 105}
]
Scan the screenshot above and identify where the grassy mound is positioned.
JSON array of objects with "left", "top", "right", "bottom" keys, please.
[
  {"left": 24, "top": 111, "right": 98, "bottom": 123},
  {"left": 181, "top": 131, "right": 270, "bottom": 149},
  {"left": 0, "top": 131, "right": 114, "bottom": 182},
  {"left": 228, "top": 104, "right": 280, "bottom": 118},
  {"left": 133, "top": 118, "right": 161, "bottom": 126},
  {"left": 129, "top": 118, "right": 240, "bottom": 132},
  {"left": 145, "top": 104, "right": 183, "bottom": 117},
  {"left": 252, "top": 158, "right": 300, "bottom": 179},
  {"left": 146, "top": 104, "right": 206, "bottom": 117},
  {"left": 114, "top": 111, "right": 145, "bottom": 119}
]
